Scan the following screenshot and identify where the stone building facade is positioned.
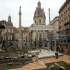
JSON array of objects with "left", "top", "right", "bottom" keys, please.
[
  {"left": 14, "top": 27, "right": 29, "bottom": 46},
  {"left": 0, "top": 15, "right": 29, "bottom": 46},
  {"left": 3, "top": 15, "right": 14, "bottom": 40},
  {"left": 50, "top": 16, "right": 59, "bottom": 39},
  {"left": 31, "top": 1, "right": 48, "bottom": 41},
  {"left": 59, "top": 0, "right": 70, "bottom": 43}
]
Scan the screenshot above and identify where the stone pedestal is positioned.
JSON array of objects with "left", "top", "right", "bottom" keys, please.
[{"left": 34, "top": 55, "right": 38, "bottom": 62}]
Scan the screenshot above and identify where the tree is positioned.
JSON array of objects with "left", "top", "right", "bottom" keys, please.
[{"left": 0, "top": 24, "right": 5, "bottom": 36}]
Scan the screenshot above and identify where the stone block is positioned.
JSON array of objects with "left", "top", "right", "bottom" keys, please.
[
  {"left": 28, "top": 55, "right": 32, "bottom": 58},
  {"left": 7, "top": 62, "right": 13, "bottom": 66},
  {"left": 50, "top": 65, "right": 55, "bottom": 70},
  {"left": 59, "top": 66, "right": 65, "bottom": 70}
]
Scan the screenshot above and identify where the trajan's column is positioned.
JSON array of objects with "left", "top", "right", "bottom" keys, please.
[{"left": 18, "top": 6, "right": 22, "bottom": 47}]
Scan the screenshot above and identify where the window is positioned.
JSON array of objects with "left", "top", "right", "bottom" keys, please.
[
  {"left": 67, "top": 18, "right": 68, "bottom": 22},
  {"left": 10, "top": 29, "right": 12, "bottom": 32},
  {"left": 67, "top": 25, "right": 68, "bottom": 28},
  {"left": 39, "top": 19, "right": 41, "bottom": 23},
  {"left": 62, "top": 31, "right": 64, "bottom": 35},
  {"left": 65, "top": 19, "right": 66, "bottom": 23},
  {"left": 63, "top": 27, "right": 64, "bottom": 30},
  {"left": 3, "top": 22, "right": 4, "bottom": 24},
  {"left": 35, "top": 20, "right": 36, "bottom": 24},
  {"left": 65, "top": 26, "right": 66, "bottom": 29}
]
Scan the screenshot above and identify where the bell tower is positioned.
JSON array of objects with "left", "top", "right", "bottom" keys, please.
[{"left": 8, "top": 15, "right": 11, "bottom": 22}]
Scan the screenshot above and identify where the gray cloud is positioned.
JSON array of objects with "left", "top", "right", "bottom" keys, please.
[{"left": 0, "top": 0, "right": 66, "bottom": 28}]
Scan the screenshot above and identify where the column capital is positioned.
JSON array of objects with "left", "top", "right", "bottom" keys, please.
[
  {"left": 43, "top": 30, "right": 45, "bottom": 32},
  {"left": 29, "top": 30, "right": 31, "bottom": 32},
  {"left": 47, "top": 30, "right": 48, "bottom": 32},
  {"left": 36, "top": 30, "right": 38, "bottom": 32}
]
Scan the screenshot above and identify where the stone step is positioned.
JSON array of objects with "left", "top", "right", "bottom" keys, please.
[
  {"left": 9, "top": 61, "right": 47, "bottom": 70},
  {"left": 25, "top": 61, "right": 47, "bottom": 69},
  {"left": 29, "top": 62, "right": 44, "bottom": 68},
  {"left": 26, "top": 64, "right": 45, "bottom": 70},
  {"left": 22, "top": 67, "right": 33, "bottom": 70}
]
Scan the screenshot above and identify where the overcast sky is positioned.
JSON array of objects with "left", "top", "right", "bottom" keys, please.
[{"left": 0, "top": 0, "right": 66, "bottom": 28}]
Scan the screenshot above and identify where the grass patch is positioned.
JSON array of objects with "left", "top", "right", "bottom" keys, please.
[
  {"left": 0, "top": 47, "right": 29, "bottom": 58},
  {"left": 0, "top": 66, "right": 19, "bottom": 70},
  {"left": 0, "top": 62, "right": 25, "bottom": 70}
]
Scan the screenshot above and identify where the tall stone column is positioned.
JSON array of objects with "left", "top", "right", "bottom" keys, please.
[
  {"left": 55, "top": 38, "right": 56, "bottom": 51},
  {"left": 47, "top": 41, "right": 49, "bottom": 52},
  {"left": 36, "top": 30, "right": 38, "bottom": 49},
  {"left": 47, "top": 30, "right": 49, "bottom": 52},
  {"left": 14, "top": 33, "right": 16, "bottom": 53},
  {"left": 47, "top": 31, "right": 48, "bottom": 39},
  {"left": 19, "top": 6, "right": 22, "bottom": 39},
  {"left": 49, "top": 30, "right": 51, "bottom": 50},
  {"left": 43, "top": 30, "right": 45, "bottom": 48},
  {"left": 18, "top": 6, "right": 22, "bottom": 47},
  {"left": 22, "top": 32, "right": 23, "bottom": 48},
  {"left": 6, "top": 32, "right": 8, "bottom": 53},
  {"left": 29, "top": 30, "right": 31, "bottom": 50}
]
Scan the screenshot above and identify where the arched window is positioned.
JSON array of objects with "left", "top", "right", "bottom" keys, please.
[{"left": 39, "top": 19, "right": 41, "bottom": 23}]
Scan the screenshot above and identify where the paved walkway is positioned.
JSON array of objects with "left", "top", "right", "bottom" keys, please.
[
  {"left": 30, "top": 49, "right": 64, "bottom": 59},
  {"left": 39, "top": 55, "right": 70, "bottom": 64},
  {"left": 38, "top": 49, "right": 64, "bottom": 58}
]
